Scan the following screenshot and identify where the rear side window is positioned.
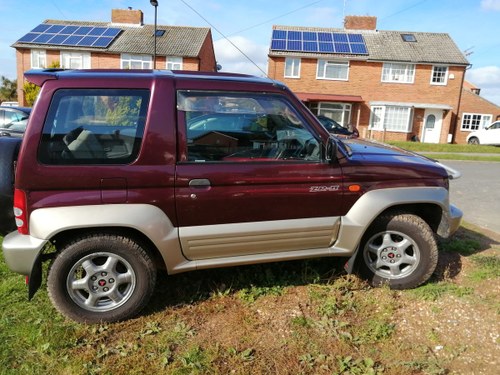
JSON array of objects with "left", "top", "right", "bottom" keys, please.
[{"left": 38, "top": 89, "right": 150, "bottom": 165}]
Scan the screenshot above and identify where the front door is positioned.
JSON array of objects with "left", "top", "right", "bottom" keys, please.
[
  {"left": 421, "top": 109, "right": 443, "bottom": 143},
  {"left": 175, "top": 90, "right": 343, "bottom": 260}
]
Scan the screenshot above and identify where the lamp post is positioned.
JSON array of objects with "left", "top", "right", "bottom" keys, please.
[{"left": 150, "top": 0, "right": 158, "bottom": 69}]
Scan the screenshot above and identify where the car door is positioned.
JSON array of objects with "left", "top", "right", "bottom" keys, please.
[{"left": 174, "top": 90, "right": 344, "bottom": 260}]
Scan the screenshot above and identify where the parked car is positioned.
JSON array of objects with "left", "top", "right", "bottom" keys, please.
[
  {"left": 1, "top": 69, "right": 462, "bottom": 323},
  {"left": 317, "top": 115, "right": 359, "bottom": 138},
  {"left": 466, "top": 121, "right": 500, "bottom": 145},
  {"left": 0, "top": 106, "right": 31, "bottom": 137},
  {"left": 0, "top": 101, "right": 19, "bottom": 107}
]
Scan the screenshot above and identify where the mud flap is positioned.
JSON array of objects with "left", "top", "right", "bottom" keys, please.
[
  {"left": 28, "top": 254, "right": 43, "bottom": 300},
  {"left": 344, "top": 247, "right": 360, "bottom": 274}
]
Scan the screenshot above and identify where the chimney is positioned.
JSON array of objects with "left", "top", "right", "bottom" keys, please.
[
  {"left": 111, "top": 8, "right": 144, "bottom": 25},
  {"left": 344, "top": 16, "right": 377, "bottom": 30}
]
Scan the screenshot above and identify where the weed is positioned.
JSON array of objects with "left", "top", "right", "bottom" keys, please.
[
  {"left": 440, "top": 238, "right": 481, "bottom": 255},
  {"left": 335, "top": 356, "right": 383, "bottom": 375},
  {"left": 410, "top": 281, "right": 473, "bottom": 301},
  {"left": 468, "top": 255, "right": 500, "bottom": 281}
]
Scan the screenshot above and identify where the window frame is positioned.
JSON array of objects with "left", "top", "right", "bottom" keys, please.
[
  {"left": 31, "top": 49, "right": 47, "bottom": 69},
  {"left": 178, "top": 90, "right": 321, "bottom": 164},
  {"left": 60, "top": 51, "right": 91, "bottom": 69},
  {"left": 430, "top": 65, "right": 449, "bottom": 85},
  {"left": 461, "top": 113, "right": 493, "bottom": 131},
  {"left": 381, "top": 63, "right": 415, "bottom": 84},
  {"left": 121, "top": 54, "right": 153, "bottom": 69},
  {"left": 166, "top": 56, "right": 183, "bottom": 70},
  {"left": 316, "top": 60, "right": 349, "bottom": 81},
  {"left": 369, "top": 105, "right": 413, "bottom": 133},
  {"left": 284, "top": 57, "right": 301, "bottom": 78}
]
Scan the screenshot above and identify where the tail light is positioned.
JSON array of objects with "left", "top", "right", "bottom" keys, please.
[{"left": 13, "top": 189, "right": 29, "bottom": 235}]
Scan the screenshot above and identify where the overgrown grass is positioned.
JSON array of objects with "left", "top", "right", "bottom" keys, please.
[{"left": 1, "top": 226, "right": 499, "bottom": 374}]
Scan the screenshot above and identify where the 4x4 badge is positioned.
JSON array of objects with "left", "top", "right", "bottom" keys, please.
[{"left": 309, "top": 185, "right": 340, "bottom": 193}]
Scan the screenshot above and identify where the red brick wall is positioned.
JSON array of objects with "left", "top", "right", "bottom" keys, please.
[
  {"left": 197, "top": 31, "right": 216, "bottom": 72},
  {"left": 344, "top": 16, "right": 377, "bottom": 30},
  {"left": 455, "top": 89, "right": 500, "bottom": 144},
  {"left": 268, "top": 56, "right": 465, "bottom": 143},
  {"left": 111, "top": 9, "right": 143, "bottom": 25}
]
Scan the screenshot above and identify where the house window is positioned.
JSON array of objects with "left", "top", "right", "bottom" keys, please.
[
  {"left": 121, "top": 54, "right": 152, "bottom": 69},
  {"left": 284, "top": 57, "right": 300, "bottom": 78},
  {"left": 61, "top": 52, "right": 91, "bottom": 69},
  {"left": 370, "top": 106, "right": 413, "bottom": 132},
  {"left": 317, "top": 60, "right": 349, "bottom": 81},
  {"left": 381, "top": 63, "right": 415, "bottom": 83},
  {"left": 31, "top": 50, "right": 46, "bottom": 69},
  {"left": 310, "top": 102, "right": 351, "bottom": 127},
  {"left": 461, "top": 113, "right": 492, "bottom": 131},
  {"left": 431, "top": 66, "right": 448, "bottom": 85},
  {"left": 166, "top": 57, "right": 183, "bottom": 70}
]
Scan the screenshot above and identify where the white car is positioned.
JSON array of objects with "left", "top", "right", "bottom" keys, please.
[{"left": 467, "top": 121, "right": 500, "bottom": 145}]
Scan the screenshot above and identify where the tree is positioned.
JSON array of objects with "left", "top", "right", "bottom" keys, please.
[
  {"left": 0, "top": 76, "right": 17, "bottom": 102},
  {"left": 23, "top": 82, "right": 40, "bottom": 107}
]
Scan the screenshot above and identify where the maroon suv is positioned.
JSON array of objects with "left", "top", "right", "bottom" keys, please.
[{"left": 1, "top": 69, "right": 462, "bottom": 323}]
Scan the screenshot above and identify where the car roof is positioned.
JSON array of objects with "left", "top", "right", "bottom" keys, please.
[{"left": 0, "top": 106, "right": 31, "bottom": 113}]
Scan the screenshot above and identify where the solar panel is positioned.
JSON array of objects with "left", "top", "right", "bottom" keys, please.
[
  {"left": 93, "top": 37, "right": 114, "bottom": 48},
  {"left": 333, "top": 33, "right": 348, "bottom": 43},
  {"left": 303, "top": 41, "right": 318, "bottom": 52},
  {"left": 303, "top": 32, "right": 317, "bottom": 41},
  {"left": 319, "top": 42, "right": 334, "bottom": 53},
  {"left": 16, "top": 23, "right": 122, "bottom": 48},
  {"left": 271, "top": 29, "right": 368, "bottom": 55}
]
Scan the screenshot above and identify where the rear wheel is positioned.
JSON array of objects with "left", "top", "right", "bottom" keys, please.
[
  {"left": 359, "top": 213, "right": 438, "bottom": 289},
  {"left": 468, "top": 137, "right": 480, "bottom": 145},
  {"left": 48, "top": 234, "right": 156, "bottom": 323}
]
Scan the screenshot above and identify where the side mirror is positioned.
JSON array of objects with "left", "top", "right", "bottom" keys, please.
[{"left": 326, "top": 137, "right": 338, "bottom": 163}]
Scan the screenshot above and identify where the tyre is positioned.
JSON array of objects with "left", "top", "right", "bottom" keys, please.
[
  {"left": 0, "top": 137, "right": 22, "bottom": 235},
  {"left": 358, "top": 213, "right": 438, "bottom": 289},
  {"left": 47, "top": 234, "right": 156, "bottom": 323},
  {"left": 467, "top": 137, "right": 480, "bottom": 145}
]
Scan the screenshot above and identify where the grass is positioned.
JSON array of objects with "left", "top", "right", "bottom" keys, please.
[
  {"left": 388, "top": 141, "right": 500, "bottom": 162},
  {"left": 388, "top": 141, "right": 500, "bottom": 154},
  {"left": 1, "top": 224, "right": 499, "bottom": 374}
]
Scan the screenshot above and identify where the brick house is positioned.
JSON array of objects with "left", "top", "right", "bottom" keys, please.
[
  {"left": 267, "top": 16, "right": 471, "bottom": 143},
  {"left": 455, "top": 81, "right": 500, "bottom": 144},
  {"left": 12, "top": 8, "right": 216, "bottom": 106}
]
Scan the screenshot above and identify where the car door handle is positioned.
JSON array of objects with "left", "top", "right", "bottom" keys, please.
[{"left": 189, "top": 179, "right": 211, "bottom": 188}]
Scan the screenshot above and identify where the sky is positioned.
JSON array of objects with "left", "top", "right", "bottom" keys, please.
[{"left": 0, "top": 0, "right": 499, "bottom": 104}]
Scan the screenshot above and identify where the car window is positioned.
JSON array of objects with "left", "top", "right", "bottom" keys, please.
[
  {"left": 38, "top": 89, "right": 150, "bottom": 165},
  {"left": 177, "top": 91, "right": 320, "bottom": 163}
]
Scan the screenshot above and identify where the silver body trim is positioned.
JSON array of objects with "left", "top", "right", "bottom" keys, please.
[{"left": 2, "top": 186, "right": 462, "bottom": 277}]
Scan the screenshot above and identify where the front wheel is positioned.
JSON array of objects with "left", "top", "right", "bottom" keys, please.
[
  {"left": 468, "top": 137, "right": 480, "bottom": 145},
  {"left": 48, "top": 234, "right": 156, "bottom": 323},
  {"left": 358, "top": 213, "right": 438, "bottom": 289}
]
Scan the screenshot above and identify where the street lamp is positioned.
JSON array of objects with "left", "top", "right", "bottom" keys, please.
[{"left": 150, "top": 0, "right": 158, "bottom": 69}]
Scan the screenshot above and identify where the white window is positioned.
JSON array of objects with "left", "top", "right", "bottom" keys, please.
[
  {"left": 317, "top": 60, "right": 349, "bottom": 81},
  {"left": 370, "top": 106, "right": 413, "bottom": 132},
  {"left": 61, "top": 52, "right": 91, "bottom": 69},
  {"left": 284, "top": 57, "right": 300, "bottom": 78},
  {"left": 121, "top": 54, "right": 152, "bottom": 69},
  {"left": 461, "top": 113, "right": 493, "bottom": 131},
  {"left": 431, "top": 66, "right": 448, "bottom": 85},
  {"left": 381, "top": 63, "right": 415, "bottom": 83},
  {"left": 310, "top": 102, "right": 351, "bottom": 127},
  {"left": 166, "top": 56, "right": 183, "bottom": 70},
  {"left": 31, "top": 50, "right": 46, "bottom": 69}
]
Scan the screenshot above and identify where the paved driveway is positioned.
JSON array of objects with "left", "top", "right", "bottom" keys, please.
[{"left": 442, "top": 160, "right": 500, "bottom": 234}]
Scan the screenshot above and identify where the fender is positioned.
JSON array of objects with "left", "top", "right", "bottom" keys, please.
[
  {"left": 332, "top": 186, "right": 457, "bottom": 254},
  {"left": 28, "top": 204, "right": 186, "bottom": 273}
]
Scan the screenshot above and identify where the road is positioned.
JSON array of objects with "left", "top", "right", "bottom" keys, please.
[{"left": 441, "top": 160, "right": 500, "bottom": 234}]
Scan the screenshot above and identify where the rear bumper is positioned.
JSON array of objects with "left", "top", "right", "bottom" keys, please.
[{"left": 2, "top": 231, "right": 48, "bottom": 276}]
